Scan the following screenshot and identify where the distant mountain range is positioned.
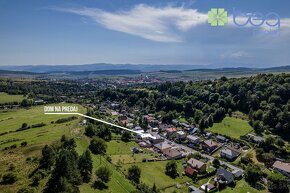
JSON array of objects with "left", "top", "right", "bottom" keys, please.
[{"left": 0, "top": 63, "right": 289, "bottom": 73}]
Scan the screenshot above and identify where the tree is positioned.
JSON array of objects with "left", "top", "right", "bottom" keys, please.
[
  {"left": 121, "top": 131, "right": 132, "bottom": 142},
  {"left": 152, "top": 183, "right": 158, "bottom": 193},
  {"left": 21, "top": 123, "right": 28, "bottom": 129},
  {"left": 40, "top": 145, "right": 56, "bottom": 170},
  {"left": 17, "top": 187, "right": 35, "bottom": 193},
  {"left": 21, "top": 99, "right": 32, "bottom": 107},
  {"left": 261, "top": 152, "right": 275, "bottom": 167},
  {"left": 267, "top": 172, "right": 289, "bottom": 193},
  {"left": 240, "top": 153, "right": 253, "bottom": 166},
  {"left": 95, "top": 166, "right": 112, "bottom": 184},
  {"left": 244, "top": 165, "right": 262, "bottom": 185},
  {"left": 44, "top": 149, "right": 81, "bottom": 193},
  {"left": 89, "top": 137, "right": 107, "bottom": 155},
  {"left": 78, "top": 149, "right": 93, "bottom": 183},
  {"left": 21, "top": 141, "right": 28, "bottom": 147},
  {"left": 165, "top": 161, "right": 178, "bottom": 178},
  {"left": 127, "top": 165, "right": 141, "bottom": 184},
  {"left": 96, "top": 125, "right": 112, "bottom": 141},
  {"left": 63, "top": 138, "right": 77, "bottom": 150},
  {"left": 275, "top": 138, "right": 285, "bottom": 147},
  {"left": 85, "top": 124, "right": 97, "bottom": 137},
  {"left": 207, "top": 115, "right": 214, "bottom": 127},
  {"left": 1, "top": 172, "right": 17, "bottom": 184},
  {"left": 212, "top": 158, "right": 220, "bottom": 168}
]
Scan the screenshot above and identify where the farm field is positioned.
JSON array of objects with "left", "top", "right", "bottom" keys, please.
[
  {"left": 208, "top": 116, "right": 253, "bottom": 139},
  {"left": 0, "top": 92, "right": 25, "bottom": 104}
]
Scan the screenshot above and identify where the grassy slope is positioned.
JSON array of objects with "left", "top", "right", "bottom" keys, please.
[
  {"left": 0, "top": 104, "right": 85, "bottom": 193},
  {"left": 0, "top": 104, "right": 136, "bottom": 193},
  {"left": 208, "top": 116, "right": 253, "bottom": 139},
  {"left": 76, "top": 136, "right": 136, "bottom": 193},
  {"left": 0, "top": 92, "right": 25, "bottom": 104},
  {"left": 0, "top": 104, "right": 85, "bottom": 148}
]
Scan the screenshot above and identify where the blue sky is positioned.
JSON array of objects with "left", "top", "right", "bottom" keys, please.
[{"left": 0, "top": 0, "right": 290, "bottom": 67}]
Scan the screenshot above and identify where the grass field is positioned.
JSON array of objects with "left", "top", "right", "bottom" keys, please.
[
  {"left": 0, "top": 104, "right": 137, "bottom": 193},
  {"left": 0, "top": 104, "right": 85, "bottom": 148},
  {"left": 123, "top": 159, "right": 191, "bottom": 189},
  {"left": 208, "top": 116, "right": 253, "bottom": 139},
  {"left": 0, "top": 92, "right": 25, "bottom": 104},
  {"left": 0, "top": 104, "right": 87, "bottom": 193},
  {"left": 220, "top": 179, "right": 267, "bottom": 193}
]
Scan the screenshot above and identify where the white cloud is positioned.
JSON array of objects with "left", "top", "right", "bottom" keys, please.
[
  {"left": 53, "top": 5, "right": 290, "bottom": 43},
  {"left": 53, "top": 4, "right": 208, "bottom": 43}
]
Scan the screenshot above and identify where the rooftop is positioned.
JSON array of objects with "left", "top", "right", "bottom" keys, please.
[
  {"left": 273, "top": 161, "right": 290, "bottom": 173},
  {"left": 187, "top": 158, "right": 206, "bottom": 169}
]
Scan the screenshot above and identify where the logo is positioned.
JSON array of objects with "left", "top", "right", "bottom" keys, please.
[
  {"left": 208, "top": 8, "right": 228, "bottom": 26},
  {"left": 232, "top": 8, "right": 280, "bottom": 33},
  {"left": 207, "top": 8, "right": 281, "bottom": 34}
]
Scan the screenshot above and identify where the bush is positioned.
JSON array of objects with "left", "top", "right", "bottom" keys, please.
[
  {"left": 10, "top": 144, "right": 17, "bottom": 149},
  {"left": 8, "top": 163, "right": 16, "bottom": 171},
  {"left": 55, "top": 116, "right": 77, "bottom": 124},
  {"left": 17, "top": 187, "right": 35, "bottom": 193},
  {"left": 21, "top": 141, "right": 28, "bottom": 147},
  {"left": 2, "top": 172, "right": 17, "bottom": 184},
  {"left": 31, "top": 123, "right": 46, "bottom": 128}
]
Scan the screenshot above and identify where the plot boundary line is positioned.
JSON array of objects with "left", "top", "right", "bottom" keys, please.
[{"left": 45, "top": 112, "right": 143, "bottom": 135}]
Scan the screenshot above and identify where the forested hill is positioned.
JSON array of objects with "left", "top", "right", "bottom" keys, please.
[{"left": 98, "top": 74, "right": 290, "bottom": 140}]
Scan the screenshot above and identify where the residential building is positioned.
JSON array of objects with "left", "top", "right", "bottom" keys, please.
[
  {"left": 200, "top": 183, "right": 215, "bottom": 192},
  {"left": 215, "top": 168, "right": 235, "bottom": 185},
  {"left": 187, "top": 158, "right": 207, "bottom": 173},
  {"left": 202, "top": 140, "right": 218, "bottom": 153},
  {"left": 149, "top": 132, "right": 164, "bottom": 144},
  {"left": 176, "top": 130, "right": 186, "bottom": 140},
  {"left": 220, "top": 147, "right": 241, "bottom": 161},
  {"left": 163, "top": 148, "right": 183, "bottom": 160},
  {"left": 216, "top": 135, "right": 227, "bottom": 143},
  {"left": 189, "top": 128, "right": 199, "bottom": 135},
  {"left": 154, "top": 141, "right": 172, "bottom": 152},
  {"left": 187, "top": 135, "right": 201, "bottom": 145},
  {"left": 165, "top": 127, "right": 177, "bottom": 134},
  {"left": 188, "top": 185, "right": 204, "bottom": 193},
  {"left": 272, "top": 161, "right": 290, "bottom": 178},
  {"left": 184, "top": 165, "right": 197, "bottom": 177},
  {"left": 232, "top": 170, "right": 243, "bottom": 179}
]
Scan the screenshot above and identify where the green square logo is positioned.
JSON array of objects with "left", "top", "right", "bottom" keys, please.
[{"left": 208, "top": 8, "right": 228, "bottom": 26}]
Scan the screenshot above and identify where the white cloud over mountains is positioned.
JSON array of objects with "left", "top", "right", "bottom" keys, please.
[{"left": 54, "top": 4, "right": 208, "bottom": 42}]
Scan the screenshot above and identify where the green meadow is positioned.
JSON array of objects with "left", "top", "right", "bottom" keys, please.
[
  {"left": 0, "top": 104, "right": 85, "bottom": 148},
  {"left": 208, "top": 116, "right": 253, "bottom": 139},
  {"left": 123, "top": 159, "right": 191, "bottom": 189},
  {"left": 0, "top": 104, "right": 137, "bottom": 193},
  {"left": 0, "top": 92, "right": 25, "bottom": 104}
]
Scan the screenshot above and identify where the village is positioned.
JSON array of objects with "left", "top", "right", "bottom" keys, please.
[{"left": 80, "top": 100, "right": 290, "bottom": 193}]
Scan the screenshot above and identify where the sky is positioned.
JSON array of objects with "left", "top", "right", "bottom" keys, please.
[{"left": 0, "top": 0, "right": 290, "bottom": 67}]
